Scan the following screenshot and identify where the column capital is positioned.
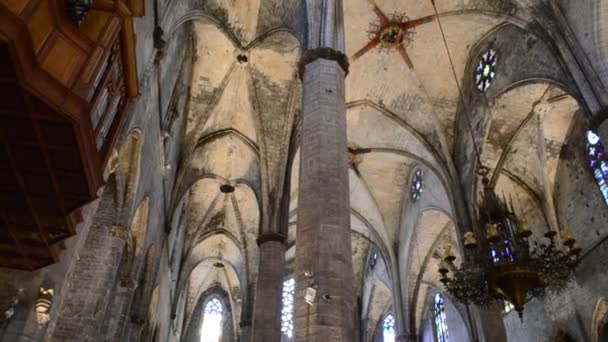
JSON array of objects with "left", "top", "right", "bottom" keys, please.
[
  {"left": 298, "top": 47, "right": 349, "bottom": 79},
  {"left": 256, "top": 232, "right": 286, "bottom": 246}
]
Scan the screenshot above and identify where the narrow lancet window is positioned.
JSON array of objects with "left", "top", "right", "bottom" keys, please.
[
  {"left": 383, "top": 314, "right": 396, "bottom": 342},
  {"left": 370, "top": 251, "right": 378, "bottom": 270},
  {"left": 587, "top": 130, "right": 608, "bottom": 205},
  {"left": 281, "top": 278, "right": 295, "bottom": 339},
  {"left": 411, "top": 170, "right": 424, "bottom": 202},
  {"left": 201, "top": 297, "right": 224, "bottom": 342},
  {"left": 434, "top": 293, "right": 449, "bottom": 342}
]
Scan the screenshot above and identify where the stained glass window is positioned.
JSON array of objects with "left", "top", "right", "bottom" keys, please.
[
  {"left": 587, "top": 130, "right": 608, "bottom": 205},
  {"left": 281, "top": 278, "right": 295, "bottom": 339},
  {"left": 475, "top": 48, "right": 497, "bottom": 92},
  {"left": 411, "top": 170, "right": 424, "bottom": 202},
  {"left": 383, "top": 314, "right": 396, "bottom": 342},
  {"left": 490, "top": 240, "right": 514, "bottom": 264},
  {"left": 370, "top": 251, "right": 378, "bottom": 270},
  {"left": 434, "top": 293, "right": 449, "bottom": 342},
  {"left": 201, "top": 297, "right": 224, "bottom": 342}
]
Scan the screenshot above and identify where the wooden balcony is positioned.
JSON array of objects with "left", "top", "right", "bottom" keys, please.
[{"left": 0, "top": 0, "right": 140, "bottom": 269}]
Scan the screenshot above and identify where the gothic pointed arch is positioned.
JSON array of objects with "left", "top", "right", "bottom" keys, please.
[
  {"left": 131, "top": 197, "right": 151, "bottom": 259},
  {"left": 114, "top": 196, "right": 152, "bottom": 290},
  {"left": 184, "top": 286, "right": 235, "bottom": 342},
  {"left": 592, "top": 298, "right": 608, "bottom": 342},
  {"left": 116, "top": 129, "right": 145, "bottom": 213},
  {"left": 130, "top": 245, "right": 159, "bottom": 325}
]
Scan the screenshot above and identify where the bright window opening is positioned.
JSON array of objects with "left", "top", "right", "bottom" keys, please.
[
  {"left": 201, "top": 297, "right": 223, "bottom": 342},
  {"left": 383, "top": 314, "right": 396, "bottom": 342},
  {"left": 411, "top": 170, "right": 424, "bottom": 202},
  {"left": 475, "top": 48, "right": 497, "bottom": 92},
  {"left": 587, "top": 130, "right": 608, "bottom": 205},
  {"left": 434, "top": 293, "right": 449, "bottom": 342},
  {"left": 281, "top": 278, "right": 295, "bottom": 339}
]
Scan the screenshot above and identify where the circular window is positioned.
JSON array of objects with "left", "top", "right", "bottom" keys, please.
[{"left": 475, "top": 48, "right": 497, "bottom": 92}]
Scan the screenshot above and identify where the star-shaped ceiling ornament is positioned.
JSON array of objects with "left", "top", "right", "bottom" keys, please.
[{"left": 351, "top": 0, "right": 435, "bottom": 69}]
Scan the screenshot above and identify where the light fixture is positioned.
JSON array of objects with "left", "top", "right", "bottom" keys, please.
[
  {"left": 304, "top": 287, "right": 317, "bottom": 305},
  {"left": 438, "top": 177, "right": 580, "bottom": 319},
  {"left": 429, "top": 0, "right": 581, "bottom": 319}
]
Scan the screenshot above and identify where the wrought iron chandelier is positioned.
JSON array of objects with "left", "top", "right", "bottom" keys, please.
[
  {"left": 438, "top": 177, "right": 581, "bottom": 319},
  {"left": 428, "top": 0, "right": 581, "bottom": 319}
]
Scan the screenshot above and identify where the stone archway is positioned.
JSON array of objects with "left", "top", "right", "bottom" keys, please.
[{"left": 592, "top": 298, "right": 608, "bottom": 342}]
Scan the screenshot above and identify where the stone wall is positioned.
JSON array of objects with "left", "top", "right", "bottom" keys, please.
[{"left": 500, "top": 113, "right": 608, "bottom": 342}]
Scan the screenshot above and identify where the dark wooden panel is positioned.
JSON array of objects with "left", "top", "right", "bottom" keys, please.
[
  {"left": 0, "top": 41, "right": 90, "bottom": 269},
  {"left": 0, "top": 1, "right": 140, "bottom": 270}
]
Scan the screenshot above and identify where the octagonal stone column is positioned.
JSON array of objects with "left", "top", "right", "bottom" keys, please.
[
  {"left": 294, "top": 48, "right": 354, "bottom": 341},
  {"left": 251, "top": 233, "right": 286, "bottom": 342}
]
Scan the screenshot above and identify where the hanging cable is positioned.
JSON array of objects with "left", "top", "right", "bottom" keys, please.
[{"left": 430, "top": 0, "right": 486, "bottom": 173}]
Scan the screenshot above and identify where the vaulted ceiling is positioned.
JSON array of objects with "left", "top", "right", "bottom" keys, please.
[{"left": 166, "top": 0, "right": 584, "bottom": 333}]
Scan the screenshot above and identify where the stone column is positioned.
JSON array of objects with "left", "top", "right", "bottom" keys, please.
[
  {"left": 294, "top": 48, "right": 354, "bottom": 341},
  {"left": 240, "top": 320, "right": 253, "bottom": 342},
  {"left": 251, "top": 233, "right": 286, "bottom": 342},
  {"left": 390, "top": 263, "right": 407, "bottom": 339},
  {"left": 471, "top": 306, "right": 506, "bottom": 342}
]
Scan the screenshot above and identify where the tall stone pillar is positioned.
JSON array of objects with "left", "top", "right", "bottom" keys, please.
[
  {"left": 471, "top": 306, "right": 507, "bottom": 342},
  {"left": 251, "top": 233, "right": 286, "bottom": 342},
  {"left": 294, "top": 48, "right": 354, "bottom": 341}
]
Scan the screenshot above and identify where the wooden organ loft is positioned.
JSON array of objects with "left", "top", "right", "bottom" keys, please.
[{"left": 0, "top": 0, "right": 143, "bottom": 269}]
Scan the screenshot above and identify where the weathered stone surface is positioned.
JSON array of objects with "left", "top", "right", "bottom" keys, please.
[{"left": 294, "top": 58, "right": 354, "bottom": 341}]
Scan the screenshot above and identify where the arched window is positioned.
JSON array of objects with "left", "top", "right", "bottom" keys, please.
[
  {"left": 382, "top": 314, "right": 396, "bottom": 342},
  {"left": 201, "top": 297, "right": 224, "bottom": 342},
  {"left": 281, "top": 278, "right": 295, "bottom": 339},
  {"left": 434, "top": 293, "right": 449, "bottom": 342},
  {"left": 370, "top": 251, "right": 378, "bottom": 270},
  {"left": 586, "top": 130, "right": 608, "bottom": 205},
  {"left": 411, "top": 170, "right": 424, "bottom": 202},
  {"left": 475, "top": 48, "right": 497, "bottom": 92}
]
